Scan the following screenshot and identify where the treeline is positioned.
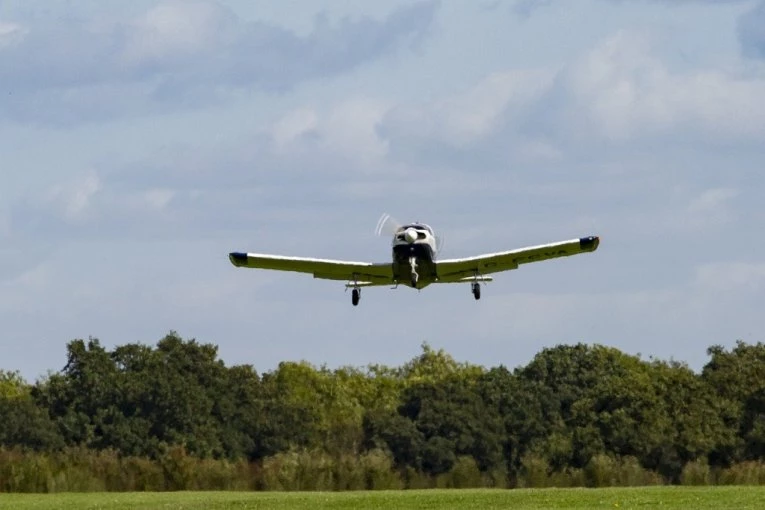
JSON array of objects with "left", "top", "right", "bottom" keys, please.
[{"left": 1, "top": 332, "right": 765, "bottom": 492}]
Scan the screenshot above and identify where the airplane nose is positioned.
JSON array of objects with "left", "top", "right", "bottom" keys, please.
[{"left": 404, "top": 228, "right": 418, "bottom": 243}]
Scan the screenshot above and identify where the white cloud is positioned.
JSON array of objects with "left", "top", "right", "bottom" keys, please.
[
  {"left": 46, "top": 172, "right": 101, "bottom": 221},
  {"left": 123, "top": 0, "right": 235, "bottom": 65},
  {"left": 560, "top": 30, "right": 765, "bottom": 141},
  {"left": 272, "top": 108, "right": 319, "bottom": 150},
  {"left": 320, "top": 99, "right": 390, "bottom": 165},
  {"left": 381, "top": 28, "right": 765, "bottom": 159},
  {"left": 143, "top": 188, "right": 176, "bottom": 210},
  {"left": 384, "top": 69, "right": 554, "bottom": 147},
  {"left": 0, "top": 21, "right": 27, "bottom": 48},
  {"left": 269, "top": 99, "right": 390, "bottom": 166},
  {"left": 676, "top": 187, "right": 740, "bottom": 230},
  {"left": 13, "top": 264, "right": 50, "bottom": 290},
  {"left": 687, "top": 187, "right": 738, "bottom": 214},
  {"left": 0, "top": 1, "right": 439, "bottom": 125}
]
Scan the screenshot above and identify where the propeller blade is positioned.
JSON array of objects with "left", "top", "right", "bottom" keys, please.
[{"left": 375, "top": 213, "right": 402, "bottom": 237}]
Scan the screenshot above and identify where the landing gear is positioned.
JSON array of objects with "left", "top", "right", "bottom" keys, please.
[
  {"left": 409, "top": 256, "right": 419, "bottom": 289},
  {"left": 351, "top": 288, "right": 360, "bottom": 306},
  {"left": 471, "top": 282, "right": 481, "bottom": 300}
]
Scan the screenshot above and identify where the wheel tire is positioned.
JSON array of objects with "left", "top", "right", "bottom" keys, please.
[
  {"left": 352, "top": 288, "right": 360, "bottom": 306},
  {"left": 472, "top": 284, "right": 481, "bottom": 300}
]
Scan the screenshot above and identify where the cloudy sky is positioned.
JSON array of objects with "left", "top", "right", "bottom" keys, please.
[{"left": 2, "top": 0, "right": 764, "bottom": 380}]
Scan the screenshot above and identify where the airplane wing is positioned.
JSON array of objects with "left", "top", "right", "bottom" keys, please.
[
  {"left": 228, "top": 252, "right": 394, "bottom": 285},
  {"left": 435, "top": 236, "right": 600, "bottom": 283}
]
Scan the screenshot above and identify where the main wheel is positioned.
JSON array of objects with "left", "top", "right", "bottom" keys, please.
[
  {"left": 352, "top": 288, "right": 360, "bottom": 306},
  {"left": 411, "top": 276, "right": 418, "bottom": 288},
  {"left": 472, "top": 283, "right": 481, "bottom": 300}
]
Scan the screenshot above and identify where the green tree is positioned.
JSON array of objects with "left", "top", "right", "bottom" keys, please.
[
  {"left": 0, "top": 394, "right": 64, "bottom": 450},
  {"left": 517, "top": 344, "right": 670, "bottom": 473},
  {"left": 0, "top": 370, "right": 28, "bottom": 399},
  {"left": 394, "top": 377, "right": 503, "bottom": 475},
  {"left": 648, "top": 359, "right": 734, "bottom": 480},
  {"left": 34, "top": 333, "right": 252, "bottom": 459},
  {"left": 702, "top": 341, "right": 765, "bottom": 465}
]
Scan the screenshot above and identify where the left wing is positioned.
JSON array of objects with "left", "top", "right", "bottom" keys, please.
[
  {"left": 435, "top": 236, "right": 599, "bottom": 283},
  {"left": 229, "top": 252, "right": 394, "bottom": 285}
]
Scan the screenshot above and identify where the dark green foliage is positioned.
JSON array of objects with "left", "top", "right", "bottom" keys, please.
[
  {"left": 702, "top": 341, "right": 765, "bottom": 466},
  {"left": 0, "top": 395, "right": 64, "bottom": 451},
  {"left": 31, "top": 333, "right": 264, "bottom": 460},
  {"left": 3, "top": 334, "right": 765, "bottom": 491}
]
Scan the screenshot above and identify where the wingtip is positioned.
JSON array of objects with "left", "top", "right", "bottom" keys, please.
[
  {"left": 579, "top": 236, "right": 600, "bottom": 251},
  {"left": 229, "top": 252, "right": 248, "bottom": 266}
]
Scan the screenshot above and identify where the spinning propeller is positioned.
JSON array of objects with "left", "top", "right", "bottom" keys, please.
[{"left": 375, "top": 213, "right": 402, "bottom": 237}]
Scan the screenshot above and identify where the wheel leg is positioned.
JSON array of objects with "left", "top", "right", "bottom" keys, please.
[
  {"left": 352, "top": 288, "right": 360, "bottom": 306},
  {"left": 409, "top": 256, "right": 419, "bottom": 288}
]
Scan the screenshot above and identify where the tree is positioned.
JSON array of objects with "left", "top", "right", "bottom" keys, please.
[
  {"left": 516, "top": 344, "right": 672, "bottom": 473},
  {"left": 34, "top": 333, "right": 254, "bottom": 459},
  {"left": 0, "top": 394, "right": 64, "bottom": 451},
  {"left": 702, "top": 341, "right": 765, "bottom": 465}
]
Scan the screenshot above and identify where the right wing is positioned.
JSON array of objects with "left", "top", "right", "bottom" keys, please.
[
  {"left": 435, "top": 236, "right": 600, "bottom": 283},
  {"left": 228, "top": 252, "right": 394, "bottom": 286}
]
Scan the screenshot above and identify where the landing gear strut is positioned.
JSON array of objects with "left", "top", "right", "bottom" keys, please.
[
  {"left": 409, "top": 256, "right": 419, "bottom": 289},
  {"left": 471, "top": 282, "right": 481, "bottom": 300},
  {"left": 351, "top": 287, "right": 360, "bottom": 306}
]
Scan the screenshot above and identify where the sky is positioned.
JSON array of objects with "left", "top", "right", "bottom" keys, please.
[{"left": 1, "top": 0, "right": 764, "bottom": 381}]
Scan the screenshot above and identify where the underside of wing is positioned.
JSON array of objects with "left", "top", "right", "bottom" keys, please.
[
  {"left": 435, "top": 236, "right": 600, "bottom": 283},
  {"left": 229, "top": 252, "right": 394, "bottom": 285}
]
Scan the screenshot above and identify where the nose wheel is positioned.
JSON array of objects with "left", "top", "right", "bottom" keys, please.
[
  {"left": 351, "top": 288, "right": 360, "bottom": 306},
  {"left": 471, "top": 282, "right": 481, "bottom": 300}
]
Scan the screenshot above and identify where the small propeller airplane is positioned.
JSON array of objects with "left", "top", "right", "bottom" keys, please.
[{"left": 228, "top": 214, "right": 600, "bottom": 306}]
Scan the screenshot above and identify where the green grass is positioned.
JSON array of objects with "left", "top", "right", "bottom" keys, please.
[{"left": 1, "top": 487, "right": 764, "bottom": 510}]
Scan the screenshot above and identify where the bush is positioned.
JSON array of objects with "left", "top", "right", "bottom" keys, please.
[
  {"left": 159, "top": 446, "right": 196, "bottom": 490},
  {"left": 584, "top": 454, "right": 618, "bottom": 487},
  {"left": 360, "top": 449, "right": 402, "bottom": 490},
  {"left": 260, "top": 450, "right": 334, "bottom": 491},
  {"left": 548, "top": 468, "right": 585, "bottom": 488},
  {"left": 680, "top": 459, "right": 712, "bottom": 486},
  {"left": 332, "top": 453, "right": 366, "bottom": 491},
  {"left": 118, "top": 456, "right": 164, "bottom": 491},
  {"left": 403, "top": 466, "right": 432, "bottom": 489},
  {"left": 617, "top": 456, "right": 664, "bottom": 487},
  {"left": 0, "top": 449, "right": 51, "bottom": 492},
  {"left": 718, "top": 461, "right": 765, "bottom": 485},
  {"left": 582, "top": 455, "right": 663, "bottom": 488},
  {"left": 518, "top": 454, "right": 550, "bottom": 488},
  {"left": 436, "top": 456, "right": 484, "bottom": 488},
  {"left": 483, "top": 466, "right": 509, "bottom": 489}
]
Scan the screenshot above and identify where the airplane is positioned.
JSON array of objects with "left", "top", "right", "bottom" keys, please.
[{"left": 228, "top": 214, "right": 600, "bottom": 306}]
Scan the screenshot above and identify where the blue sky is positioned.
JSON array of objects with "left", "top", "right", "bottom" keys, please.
[{"left": 2, "top": 0, "right": 764, "bottom": 380}]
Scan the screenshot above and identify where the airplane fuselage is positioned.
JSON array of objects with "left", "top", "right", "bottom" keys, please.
[{"left": 390, "top": 223, "right": 438, "bottom": 288}]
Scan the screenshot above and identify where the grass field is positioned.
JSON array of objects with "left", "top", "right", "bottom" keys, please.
[{"left": 1, "top": 487, "right": 764, "bottom": 510}]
